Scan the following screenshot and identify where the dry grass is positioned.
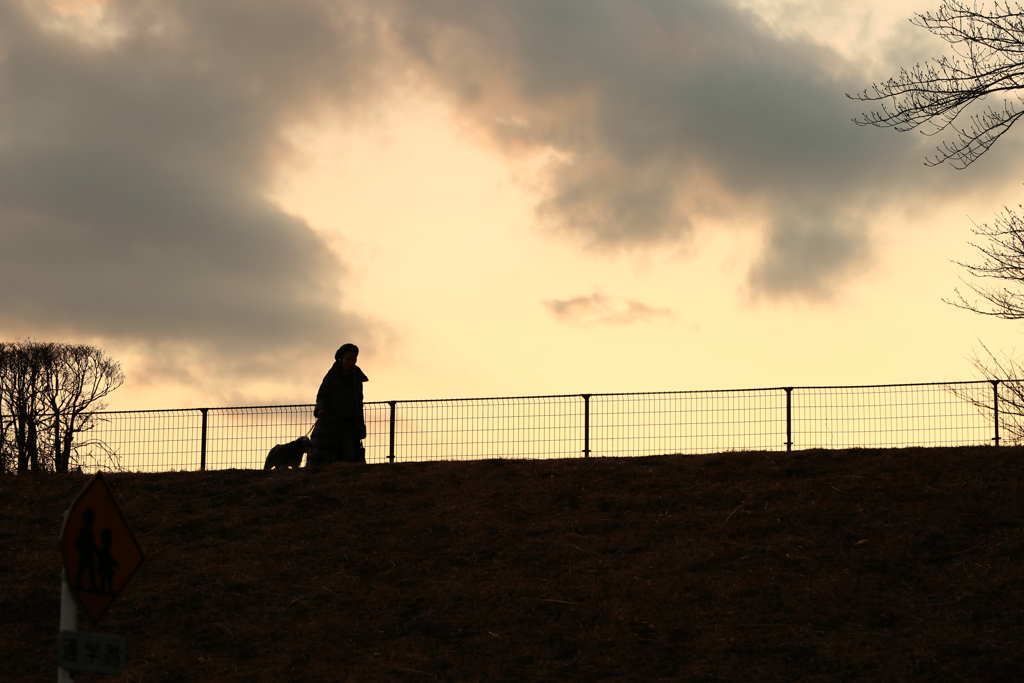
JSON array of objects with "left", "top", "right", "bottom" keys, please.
[{"left": 4, "top": 446, "right": 1024, "bottom": 682}]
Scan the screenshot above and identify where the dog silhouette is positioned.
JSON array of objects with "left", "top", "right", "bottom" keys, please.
[{"left": 264, "top": 436, "right": 315, "bottom": 470}]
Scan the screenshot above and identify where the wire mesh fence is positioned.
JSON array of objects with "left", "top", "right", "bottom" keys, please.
[
  {"left": 87, "top": 408, "right": 206, "bottom": 472},
  {"left": 588, "top": 388, "right": 789, "bottom": 457},
  {"left": 383, "top": 395, "right": 585, "bottom": 462},
  {"left": 792, "top": 382, "right": 999, "bottom": 449},
  {"left": 0, "top": 380, "right": 1012, "bottom": 473}
]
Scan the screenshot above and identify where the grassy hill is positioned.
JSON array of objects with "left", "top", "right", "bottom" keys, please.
[{"left": 4, "top": 446, "right": 1024, "bottom": 682}]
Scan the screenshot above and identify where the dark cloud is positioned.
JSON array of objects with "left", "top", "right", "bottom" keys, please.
[
  {"left": 545, "top": 292, "right": 672, "bottom": 325},
  {"left": 0, "top": 0, "right": 387, "bottom": 398},
  {"left": 378, "top": 0, "right": 1017, "bottom": 296},
  {"left": 746, "top": 210, "right": 870, "bottom": 299},
  {"left": 1, "top": 0, "right": 1017, "bottom": 402}
]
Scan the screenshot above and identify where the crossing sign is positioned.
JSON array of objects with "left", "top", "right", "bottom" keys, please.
[{"left": 59, "top": 472, "right": 145, "bottom": 624}]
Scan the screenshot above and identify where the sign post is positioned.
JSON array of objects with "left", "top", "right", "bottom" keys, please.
[
  {"left": 58, "top": 561, "right": 77, "bottom": 683},
  {"left": 58, "top": 472, "right": 144, "bottom": 680}
]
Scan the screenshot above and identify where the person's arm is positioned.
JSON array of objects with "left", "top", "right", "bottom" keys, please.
[{"left": 314, "top": 365, "right": 337, "bottom": 418}]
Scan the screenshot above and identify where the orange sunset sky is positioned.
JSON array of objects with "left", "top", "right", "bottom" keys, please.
[{"left": 2, "top": 0, "right": 1022, "bottom": 410}]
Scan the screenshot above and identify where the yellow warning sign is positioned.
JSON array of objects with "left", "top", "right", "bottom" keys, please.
[{"left": 59, "top": 472, "right": 144, "bottom": 624}]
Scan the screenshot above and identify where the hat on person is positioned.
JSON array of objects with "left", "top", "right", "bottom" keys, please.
[{"left": 336, "top": 343, "right": 359, "bottom": 361}]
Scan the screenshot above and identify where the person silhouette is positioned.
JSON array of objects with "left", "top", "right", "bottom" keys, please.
[
  {"left": 75, "top": 509, "right": 98, "bottom": 592},
  {"left": 309, "top": 343, "right": 368, "bottom": 466},
  {"left": 96, "top": 528, "right": 119, "bottom": 595}
]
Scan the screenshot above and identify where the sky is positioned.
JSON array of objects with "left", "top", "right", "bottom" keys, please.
[{"left": 2, "top": 0, "right": 1024, "bottom": 411}]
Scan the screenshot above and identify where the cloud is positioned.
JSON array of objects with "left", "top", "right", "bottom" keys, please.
[
  {"left": 747, "top": 209, "right": 871, "bottom": 299},
  {"left": 378, "top": 0, "right": 1018, "bottom": 297},
  {"left": 0, "top": 0, "right": 390, "bottom": 401},
  {"left": 545, "top": 292, "right": 672, "bottom": 325},
  {"left": 3, "top": 0, "right": 1020, "bottom": 404}
]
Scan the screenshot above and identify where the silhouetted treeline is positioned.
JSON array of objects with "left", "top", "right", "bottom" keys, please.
[{"left": 0, "top": 341, "right": 124, "bottom": 474}]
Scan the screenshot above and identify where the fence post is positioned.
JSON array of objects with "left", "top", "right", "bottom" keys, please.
[
  {"left": 199, "top": 408, "right": 208, "bottom": 471},
  {"left": 388, "top": 401, "right": 397, "bottom": 463},
  {"left": 582, "top": 394, "right": 591, "bottom": 458},
  {"left": 992, "top": 380, "right": 1001, "bottom": 447},
  {"left": 784, "top": 388, "right": 793, "bottom": 452}
]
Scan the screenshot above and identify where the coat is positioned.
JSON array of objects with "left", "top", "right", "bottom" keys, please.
[{"left": 311, "top": 363, "right": 368, "bottom": 455}]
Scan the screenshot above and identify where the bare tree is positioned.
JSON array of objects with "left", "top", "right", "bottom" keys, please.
[
  {"left": 0, "top": 341, "right": 50, "bottom": 473},
  {"left": 849, "top": 1, "right": 1024, "bottom": 168},
  {"left": 0, "top": 341, "right": 124, "bottom": 474},
  {"left": 850, "top": 2, "right": 1024, "bottom": 310},
  {"left": 0, "top": 404, "right": 10, "bottom": 475},
  {"left": 0, "top": 343, "right": 17, "bottom": 474},
  {"left": 944, "top": 207, "right": 1024, "bottom": 438},
  {"left": 945, "top": 205, "right": 1024, "bottom": 317},
  {"left": 42, "top": 344, "right": 125, "bottom": 473},
  {"left": 951, "top": 338, "right": 1024, "bottom": 443},
  {"left": 850, "top": 2, "right": 1024, "bottom": 433}
]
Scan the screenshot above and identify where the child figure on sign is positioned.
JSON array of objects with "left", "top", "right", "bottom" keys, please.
[{"left": 96, "top": 528, "right": 119, "bottom": 595}]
